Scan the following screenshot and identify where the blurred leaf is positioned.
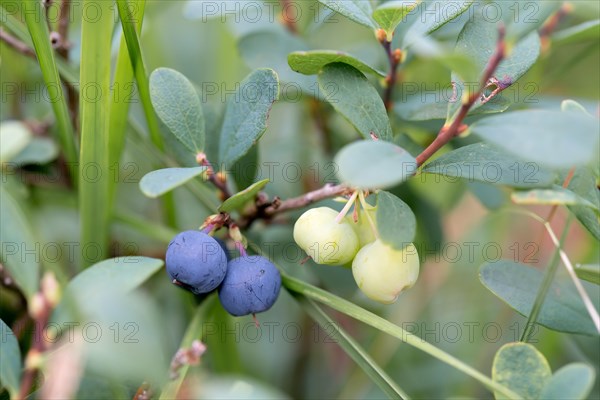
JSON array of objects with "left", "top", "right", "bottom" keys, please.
[
  {"left": 575, "top": 264, "right": 600, "bottom": 285},
  {"left": 10, "top": 138, "right": 59, "bottom": 166},
  {"left": 468, "top": 181, "right": 506, "bottom": 210},
  {"left": 335, "top": 140, "right": 417, "bottom": 189},
  {"left": 22, "top": 0, "right": 78, "bottom": 167},
  {"left": 500, "top": 1, "right": 561, "bottom": 42},
  {"left": 0, "top": 121, "right": 32, "bottom": 163},
  {"left": 539, "top": 363, "right": 596, "bottom": 400},
  {"left": 238, "top": 30, "right": 316, "bottom": 94},
  {"left": 402, "top": 0, "right": 474, "bottom": 48},
  {"left": 472, "top": 110, "right": 600, "bottom": 169},
  {"left": 317, "top": 0, "right": 377, "bottom": 29},
  {"left": 511, "top": 187, "right": 599, "bottom": 209},
  {"left": 219, "top": 69, "right": 279, "bottom": 167},
  {"left": 219, "top": 179, "right": 269, "bottom": 213},
  {"left": 0, "top": 319, "right": 21, "bottom": 399},
  {"left": 139, "top": 167, "right": 207, "bottom": 198},
  {"left": 288, "top": 50, "right": 385, "bottom": 77},
  {"left": 372, "top": 0, "right": 421, "bottom": 41},
  {"left": 492, "top": 342, "right": 551, "bottom": 400},
  {"left": 564, "top": 167, "right": 600, "bottom": 241},
  {"left": 150, "top": 68, "right": 205, "bottom": 154},
  {"left": 394, "top": 90, "right": 510, "bottom": 121},
  {"left": 553, "top": 19, "right": 600, "bottom": 45},
  {"left": 0, "top": 186, "right": 39, "bottom": 299},
  {"left": 376, "top": 191, "right": 417, "bottom": 249},
  {"left": 193, "top": 376, "right": 290, "bottom": 399},
  {"left": 318, "top": 63, "right": 392, "bottom": 141},
  {"left": 422, "top": 143, "right": 555, "bottom": 188},
  {"left": 300, "top": 298, "right": 409, "bottom": 399},
  {"left": 479, "top": 261, "right": 599, "bottom": 335},
  {"left": 449, "top": 11, "right": 540, "bottom": 118}
]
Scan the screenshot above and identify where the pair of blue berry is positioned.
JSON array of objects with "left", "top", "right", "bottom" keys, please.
[{"left": 165, "top": 230, "right": 281, "bottom": 316}]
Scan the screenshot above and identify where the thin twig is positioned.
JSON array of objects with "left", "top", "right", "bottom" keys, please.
[
  {"left": 378, "top": 30, "right": 402, "bottom": 111},
  {"left": 0, "top": 27, "right": 36, "bottom": 59},
  {"left": 539, "top": 3, "right": 573, "bottom": 52},
  {"left": 415, "top": 24, "right": 506, "bottom": 167},
  {"left": 264, "top": 183, "right": 351, "bottom": 216},
  {"left": 279, "top": 0, "right": 298, "bottom": 34}
]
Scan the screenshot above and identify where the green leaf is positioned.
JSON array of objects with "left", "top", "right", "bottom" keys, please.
[
  {"left": 449, "top": 11, "right": 540, "bottom": 118},
  {"left": 479, "top": 261, "right": 599, "bottom": 335},
  {"left": 317, "top": 0, "right": 377, "bottom": 29},
  {"left": 376, "top": 191, "right": 416, "bottom": 249},
  {"left": 150, "top": 67, "right": 205, "bottom": 153},
  {"left": 139, "top": 167, "right": 207, "bottom": 198},
  {"left": 500, "top": 2, "right": 561, "bottom": 42},
  {"left": 0, "top": 186, "right": 39, "bottom": 299},
  {"left": 231, "top": 144, "right": 259, "bottom": 192},
  {"left": 22, "top": 0, "right": 78, "bottom": 169},
  {"left": 219, "top": 69, "right": 279, "bottom": 167},
  {"left": 318, "top": 63, "right": 392, "bottom": 141},
  {"left": 219, "top": 179, "right": 269, "bottom": 213},
  {"left": 79, "top": 0, "right": 114, "bottom": 267},
  {"left": 402, "top": 0, "right": 474, "bottom": 48},
  {"left": 561, "top": 99, "right": 590, "bottom": 114},
  {"left": 11, "top": 138, "right": 59, "bottom": 166},
  {"left": 299, "top": 298, "right": 409, "bottom": 399},
  {"left": 288, "top": 50, "right": 385, "bottom": 77},
  {"left": 372, "top": 0, "right": 421, "bottom": 41},
  {"left": 511, "top": 187, "right": 599, "bottom": 209},
  {"left": 492, "top": 342, "right": 551, "bottom": 400},
  {"left": 422, "top": 143, "right": 555, "bottom": 188},
  {"left": 564, "top": 167, "right": 600, "bottom": 241},
  {"left": 335, "top": 140, "right": 417, "bottom": 190},
  {"left": 575, "top": 264, "right": 600, "bottom": 285},
  {"left": 471, "top": 110, "right": 600, "bottom": 169},
  {"left": 0, "top": 121, "right": 32, "bottom": 163},
  {"left": 539, "top": 363, "right": 596, "bottom": 400},
  {"left": 553, "top": 19, "right": 600, "bottom": 45},
  {"left": 64, "top": 256, "right": 164, "bottom": 299},
  {"left": 0, "top": 319, "right": 22, "bottom": 398}
]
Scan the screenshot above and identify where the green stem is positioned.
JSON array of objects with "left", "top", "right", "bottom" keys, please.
[
  {"left": 520, "top": 216, "right": 572, "bottom": 342},
  {"left": 281, "top": 274, "right": 522, "bottom": 399}
]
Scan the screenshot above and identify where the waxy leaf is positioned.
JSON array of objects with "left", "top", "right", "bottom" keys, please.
[{"left": 140, "top": 167, "right": 207, "bottom": 198}]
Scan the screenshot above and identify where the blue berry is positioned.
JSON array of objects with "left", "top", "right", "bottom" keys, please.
[
  {"left": 218, "top": 256, "right": 281, "bottom": 316},
  {"left": 166, "top": 231, "right": 228, "bottom": 294}
]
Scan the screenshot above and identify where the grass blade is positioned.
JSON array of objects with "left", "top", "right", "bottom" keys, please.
[
  {"left": 21, "top": 0, "right": 78, "bottom": 174},
  {"left": 299, "top": 297, "right": 409, "bottom": 399},
  {"left": 78, "top": 0, "right": 114, "bottom": 267},
  {"left": 281, "top": 273, "right": 522, "bottom": 399}
]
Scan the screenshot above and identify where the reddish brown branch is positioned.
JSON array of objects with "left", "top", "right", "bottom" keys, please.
[
  {"left": 379, "top": 30, "right": 402, "bottom": 111},
  {"left": 415, "top": 24, "right": 506, "bottom": 167},
  {"left": 280, "top": 0, "right": 298, "bottom": 34},
  {"left": 264, "top": 183, "right": 351, "bottom": 216}
]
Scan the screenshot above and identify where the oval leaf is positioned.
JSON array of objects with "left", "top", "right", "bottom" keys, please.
[
  {"left": 319, "top": 63, "right": 392, "bottom": 141},
  {"left": 479, "top": 261, "right": 599, "bottom": 335},
  {"left": 219, "top": 179, "right": 270, "bottom": 213},
  {"left": 335, "top": 140, "right": 417, "bottom": 190},
  {"left": 376, "top": 191, "right": 417, "bottom": 249},
  {"left": 317, "top": 0, "right": 377, "bottom": 29},
  {"left": 288, "top": 50, "right": 385, "bottom": 77},
  {"left": 0, "top": 186, "right": 39, "bottom": 299},
  {"left": 492, "top": 342, "right": 551, "bottom": 400},
  {"left": 422, "top": 143, "right": 555, "bottom": 188},
  {"left": 553, "top": 20, "right": 600, "bottom": 45},
  {"left": 150, "top": 67, "right": 205, "bottom": 153},
  {"left": 471, "top": 110, "right": 600, "bottom": 169},
  {"left": 0, "top": 319, "right": 22, "bottom": 398},
  {"left": 139, "top": 167, "right": 207, "bottom": 198},
  {"left": 564, "top": 167, "right": 600, "bottom": 241},
  {"left": 539, "top": 363, "right": 596, "bottom": 400},
  {"left": 219, "top": 69, "right": 279, "bottom": 167},
  {"left": 0, "top": 120, "right": 32, "bottom": 163},
  {"left": 373, "top": 0, "right": 421, "bottom": 41},
  {"left": 10, "top": 137, "right": 59, "bottom": 166}
]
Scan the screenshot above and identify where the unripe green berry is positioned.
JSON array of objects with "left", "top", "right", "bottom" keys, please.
[
  {"left": 346, "top": 207, "right": 377, "bottom": 247},
  {"left": 293, "top": 207, "right": 360, "bottom": 265},
  {"left": 352, "top": 240, "right": 419, "bottom": 304}
]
